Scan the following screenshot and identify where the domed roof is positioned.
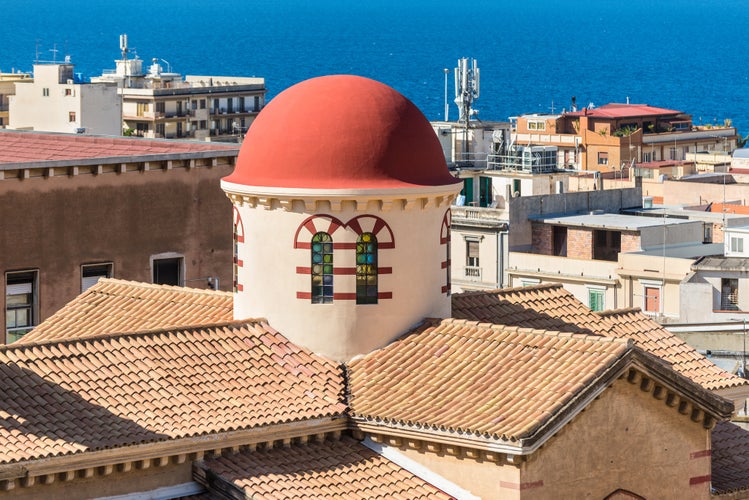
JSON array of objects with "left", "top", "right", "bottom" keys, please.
[{"left": 223, "top": 75, "right": 460, "bottom": 190}]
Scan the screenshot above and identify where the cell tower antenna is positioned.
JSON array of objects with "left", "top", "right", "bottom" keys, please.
[
  {"left": 119, "top": 34, "right": 129, "bottom": 60},
  {"left": 454, "top": 57, "right": 480, "bottom": 123}
]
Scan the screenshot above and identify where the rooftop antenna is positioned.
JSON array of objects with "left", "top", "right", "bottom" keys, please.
[
  {"left": 549, "top": 100, "right": 556, "bottom": 114},
  {"left": 119, "top": 34, "right": 129, "bottom": 60},
  {"left": 49, "top": 44, "right": 59, "bottom": 64},
  {"left": 454, "top": 57, "right": 479, "bottom": 123}
]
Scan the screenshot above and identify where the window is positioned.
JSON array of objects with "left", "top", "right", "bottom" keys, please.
[
  {"left": 642, "top": 152, "right": 652, "bottom": 163},
  {"left": 466, "top": 240, "right": 480, "bottom": 267},
  {"left": 593, "top": 230, "right": 621, "bottom": 261},
  {"left": 644, "top": 286, "right": 661, "bottom": 313},
  {"left": 731, "top": 237, "right": 744, "bottom": 253},
  {"left": 528, "top": 120, "right": 545, "bottom": 131},
  {"left": 6, "top": 270, "right": 37, "bottom": 343},
  {"left": 479, "top": 176, "right": 492, "bottom": 207},
  {"left": 155, "top": 102, "right": 165, "bottom": 113},
  {"left": 254, "top": 96, "right": 260, "bottom": 111},
  {"left": 311, "top": 232, "right": 333, "bottom": 304},
  {"left": 191, "top": 100, "right": 197, "bottom": 110},
  {"left": 512, "top": 178, "right": 521, "bottom": 197},
  {"left": 356, "top": 233, "right": 378, "bottom": 304},
  {"left": 199, "top": 120, "right": 207, "bottom": 129},
  {"left": 553, "top": 226, "right": 567, "bottom": 256},
  {"left": 81, "top": 263, "right": 112, "bottom": 292},
  {"left": 239, "top": 97, "right": 245, "bottom": 112},
  {"left": 200, "top": 99, "right": 206, "bottom": 109},
  {"left": 152, "top": 256, "right": 183, "bottom": 286},
  {"left": 598, "top": 152, "right": 609, "bottom": 165},
  {"left": 213, "top": 98, "right": 220, "bottom": 113},
  {"left": 721, "top": 278, "right": 739, "bottom": 311},
  {"left": 42, "top": 88, "right": 49, "bottom": 97},
  {"left": 64, "top": 88, "right": 72, "bottom": 96},
  {"left": 155, "top": 123, "right": 165, "bottom": 136},
  {"left": 588, "top": 288, "right": 605, "bottom": 312},
  {"left": 68, "top": 111, "right": 76, "bottom": 122},
  {"left": 704, "top": 223, "right": 713, "bottom": 244},
  {"left": 136, "top": 102, "right": 149, "bottom": 116}
]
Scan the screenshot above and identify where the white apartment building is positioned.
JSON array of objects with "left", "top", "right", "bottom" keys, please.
[
  {"left": 92, "top": 35, "right": 266, "bottom": 141},
  {"left": 8, "top": 60, "right": 121, "bottom": 135}
]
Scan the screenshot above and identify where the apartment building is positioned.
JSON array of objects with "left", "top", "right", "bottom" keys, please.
[
  {"left": 8, "top": 60, "right": 121, "bottom": 135},
  {"left": 512, "top": 102, "right": 738, "bottom": 172},
  {"left": 92, "top": 35, "right": 266, "bottom": 141},
  {"left": 0, "top": 70, "right": 31, "bottom": 128}
]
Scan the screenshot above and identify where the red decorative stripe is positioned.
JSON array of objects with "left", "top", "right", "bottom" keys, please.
[
  {"left": 347, "top": 218, "right": 363, "bottom": 235},
  {"left": 441, "top": 261, "right": 448, "bottom": 269},
  {"left": 333, "top": 268, "right": 356, "bottom": 275},
  {"left": 296, "top": 291, "right": 311, "bottom": 299},
  {"left": 327, "top": 219, "right": 342, "bottom": 234},
  {"left": 380, "top": 242, "right": 395, "bottom": 249},
  {"left": 296, "top": 242, "right": 311, "bottom": 249},
  {"left": 441, "top": 285, "right": 449, "bottom": 293},
  {"left": 236, "top": 235, "right": 245, "bottom": 243},
  {"left": 377, "top": 267, "right": 392, "bottom": 274},
  {"left": 689, "top": 475, "right": 711, "bottom": 486},
  {"left": 372, "top": 218, "right": 386, "bottom": 236},
  {"left": 690, "top": 450, "right": 711, "bottom": 460},
  {"left": 296, "top": 267, "right": 311, "bottom": 274},
  {"left": 236, "top": 259, "right": 243, "bottom": 267},
  {"left": 237, "top": 284, "right": 244, "bottom": 292},
  {"left": 333, "top": 293, "right": 357, "bottom": 300},
  {"left": 378, "top": 291, "right": 393, "bottom": 299},
  {"left": 440, "top": 237, "right": 448, "bottom": 244},
  {"left": 303, "top": 219, "right": 318, "bottom": 235}
]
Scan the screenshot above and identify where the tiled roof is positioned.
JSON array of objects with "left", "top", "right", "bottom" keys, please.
[
  {"left": 711, "top": 420, "right": 749, "bottom": 494},
  {"left": 565, "top": 103, "right": 682, "bottom": 119},
  {"left": 195, "top": 436, "right": 452, "bottom": 499},
  {"left": 0, "top": 321, "right": 346, "bottom": 464},
  {"left": 596, "top": 308, "right": 747, "bottom": 391},
  {"left": 451, "top": 285, "right": 748, "bottom": 392},
  {"left": 348, "top": 318, "right": 630, "bottom": 443},
  {"left": 0, "top": 130, "right": 237, "bottom": 165},
  {"left": 450, "top": 284, "right": 601, "bottom": 335},
  {"left": 19, "top": 278, "right": 233, "bottom": 344}
]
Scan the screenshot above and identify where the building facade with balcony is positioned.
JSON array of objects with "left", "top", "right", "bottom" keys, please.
[
  {"left": 512, "top": 103, "right": 738, "bottom": 173},
  {"left": 0, "top": 70, "right": 32, "bottom": 128},
  {"left": 92, "top": 44, "right": 266, "bottom": 141}
]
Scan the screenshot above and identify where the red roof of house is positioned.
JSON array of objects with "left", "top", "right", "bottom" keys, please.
[
  {"left": 566, "top": 103, "right": 683, "bottom": 119},
  {"left": 223, "top": 75, "right": 460, "bottom": 190},
  {"left": 0, "top": 130, "right": 238, "bottom": 164}
]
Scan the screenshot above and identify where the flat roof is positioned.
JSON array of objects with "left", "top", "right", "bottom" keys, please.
[
  {"left": 536, "top": 212, "right": 695, "bottom": 230},
  {"left": 0, "top": 130, "right": 239, "bottom": 167},
  {"left": 565, "top": 103, "right": 682, "bottom": 119},
  {"left": 623, "top": 206, "right": 749, "bottom": 223}
]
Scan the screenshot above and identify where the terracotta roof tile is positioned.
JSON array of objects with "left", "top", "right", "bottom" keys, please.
[
  {"left": 0, "top": 131, "right": 237, "bottom": 164},
  {"left": 0, "top": 321, "right": 346, "bottom": 464},
  {"left": 18, "top": 279, "right": 233, "bottom": 344},
  {"left": 348, "top": 318, "right": 629, "bottom": 442},
  {"left": 452, "top": 285, "right": 747, "bottom": 392},
  {"left": 196, "top": 436, "right": 452, "bottom": 499},
  {"left": 712, "top": 420, "right": 749, "bottom": 494}
]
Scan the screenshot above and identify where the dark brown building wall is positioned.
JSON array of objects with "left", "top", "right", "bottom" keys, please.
[
  {"left": 0, "top": 161, "right": 234, "bottom": 342},
  {"left": 532, "top": 222, "right": 553, "bottom": 255}
]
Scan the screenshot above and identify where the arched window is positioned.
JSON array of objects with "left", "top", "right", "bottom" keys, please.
[
  {"left": 311, "top": 232, "right": 333, "bottom": 303},
  {"left": 356, "top": 232, "right": 378, "bottom": 304}
]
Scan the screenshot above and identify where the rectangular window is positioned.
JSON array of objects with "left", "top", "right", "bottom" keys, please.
[
  {"left": 199, "top": 120, "right": 207, "bottom": 129},
  {"left": 512, "top": 178, "right": 521, "bottom": 197},
  {"left": 68, "top": 111, "right": 76, "bottom": 122},
  {"left": 479, "top": 176, "right": 493, "bottom": 207},
  {"left": 644, "top": 286, "right": 661, "bottom": 313},
  {"left": 588, "top": 289, "right": 605, "bottom": 312},
  {"left": 213, "top": 98, "right": 220, "bottom": 113},
  {"left": 155, "top": 101, "right": 165, "bottom": 113},
  {"left": 42, "top": 88, "right": 49, "bottom": 97},
  {"left": 155, "top": 123, "right": 165, "bottom": 137},
  {"left": 6, "top": 270, "right": 37, "bottom": 343},
  {"left": 200, "top": 99, "right": 206, "bottom": 109},
  {"left": 136, "top": 102, "right": 149, "bottom": 116},
  {"left": 721, "top": 278, "right": 739, "bottom": 310},
  {"left": 527, "top": 120, "right": 545, "bottom": 131},
  {"left": 191, "top": 100, "right": 198, "bottom": 110},
  {"left": 153, "top": 256, "right": 183, "bottom": 286},
  {"left": 731, "top": 237, "right": 744, "bottom": 253},
  {"left": 64, "top": 88, "right": 72, "bottom": 96},
  {"left": 81, "top": 263, "right": 113, "bottom": 292},
  {"left": 642, "top": 152, "right": 652, "bottom": 163},
  {"left": 466, "top": 240, "right": 479, "bottom": 267},
  {"left": 239, "top": 96, "right": 245, "bottom": 112},
  {"left": 598, "top": 152, "right": 609, "bottom": 165},
  {"left": 254, "top": 96, "right": 260, "bottom": 111},
  {"left": 593, "top": 230, "right": 621, "bottom": 261}
]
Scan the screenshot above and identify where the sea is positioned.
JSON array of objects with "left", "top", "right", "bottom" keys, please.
[{"left": 2, "top": 0, "right": 749, "bottom": 134}]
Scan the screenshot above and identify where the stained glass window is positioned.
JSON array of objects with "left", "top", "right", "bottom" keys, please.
[
  {"left": 356, "top": 232, "right": 378, "bottom": 304},
  {"left": 311, "top": 232, "right": 333, "bottom": 303}
]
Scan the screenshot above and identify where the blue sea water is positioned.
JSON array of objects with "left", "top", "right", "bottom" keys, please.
[{"left": 2, "top": 0, "right": 749, "bottom": 134}]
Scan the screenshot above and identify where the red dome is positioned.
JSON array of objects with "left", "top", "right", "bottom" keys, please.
[{"left": 223, "top": 75, "right": 460, "bottom": 190}]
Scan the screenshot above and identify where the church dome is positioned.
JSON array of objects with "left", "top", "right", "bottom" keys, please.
[{"left": 223, "top": 75, "right": 459, "bottom": 190}]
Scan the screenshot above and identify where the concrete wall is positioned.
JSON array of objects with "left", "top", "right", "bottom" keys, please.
[
  {"left": 520, "top": 378, "right": 711, "bottom": 499},
  {"left": 639, "top": 221, "right": 704, "bottom": 250},
  {"left": 509, "top": 188, "right": 643, "bottom": 251},
  {"left": 0, "top": 159, "right": 234, "bottom": 342}
]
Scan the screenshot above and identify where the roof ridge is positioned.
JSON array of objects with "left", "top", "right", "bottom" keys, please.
[
  {"left": 595, "top": 307, "right": 643, "bottom": 317},
  {"left": 94, "top": 277, "right": 234, "bottom": 297},
  {"left": 455, "top": 283, "right": 562, "bottom": 297},
  {"left": 1, "top": 318, "right": 267, "bottom": 352},
  {"left": 441, "top": 318, "right": 631, "bottom": 345}
]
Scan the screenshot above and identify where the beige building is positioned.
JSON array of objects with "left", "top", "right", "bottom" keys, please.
[
  {"left": 0, "top": 70, "right": 32, "bottom": 128},
  {"left": 8, "top": 61, "right": 121, "bottom": 135},
  {"left": 92, "top": 35, "right": 266, "bottom": 141},
  {"left": 2, "top": 75, "right": 749, "bottom": 499},
  {"left": 0, "top": 130, "right": 239, "bottom": 344}
]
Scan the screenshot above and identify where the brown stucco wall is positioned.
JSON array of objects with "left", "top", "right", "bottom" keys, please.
[
  {"left": 0, "top": 160, "right": 234, "bottom": 342},
  {"left": 519, "top": 378, "right": 711, "bottom": 500},
  {"left": 531, "top": 222, "right": 552, "bottom": 255},
  {"left": 567, "top": 227, "right": 593, "bottom": 259}
]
